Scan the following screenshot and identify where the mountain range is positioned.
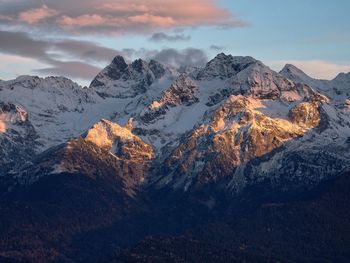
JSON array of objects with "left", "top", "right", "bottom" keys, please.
[{"left": 0, "top": 53, "right": 350, "bottom": 262}]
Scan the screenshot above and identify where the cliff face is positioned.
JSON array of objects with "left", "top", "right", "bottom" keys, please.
[
  {"left": 158, "top": 95, "right": 322, "bottom": 190},
  {"left": 61, "top": 120, "right": 154, "bottom": 190},
  {"left": 16, "top": 119, "right": 154, "bottom": 195},
  {"left": 288, "top": 101, "right": 320, "bottom": 128},
  {"left": 0, "top": 103, "right": 39, "bottom": 177},
  {"left": 140, "top": 74, "right": 199, "bottom": 124}
]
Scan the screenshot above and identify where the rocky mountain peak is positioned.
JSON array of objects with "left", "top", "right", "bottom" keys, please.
[
  {"left": 15, "top": 118, "right": 155, "bottom": 188},
  {"left": 196, "top": 53, "right": 258, "bottom": 80},
  {"left": 90, "top": 56, "right": 169, "bottom": 98},
  {"left": 148, "top": 59, "right": 166, "bottom": 79},
  {"left": 139, "top": 74, "right": 198, "bottom": 125},
  {"left": 131, "top": 58, "right": 149, "bottom": 73},
  {"left": 280, "top": 64, "right": 312, "bottom": 83},
  {"left": 112, "top": 55, "right": 128, "bottom": 69},
  {"left": 280, "top": 64, "right": 350, "bottom": 102},
  {"left": 85, "top": 119, "right": 135, "bottom": 149},
  {"left": 0, "top": 103, "right": 28, "bottom": 127},
  {"left": 0, "top": 102, "right": 38, "bottom": 177},
  {"left": 157, "top": 94, "right": 321, "bottom": 191},
  {"left": 333, "top": 72, "right": 350, "bottom": 82},
  {"left": 84, "top": 119, "right": 154, "bottom": 161},
  {"left": 155, "top": 73, "right": 198, "bottom": 107}
]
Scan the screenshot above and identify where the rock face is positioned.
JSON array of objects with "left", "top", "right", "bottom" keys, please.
[
  {"left": 280, "top": 64, "right": 350, "bottom": 104},
  {"left": 85, "top": 119, "right": 153, "bottom": 159},
  {"left": 0, "top": 103, "right": 38, "bottom": 177},
  {"left": 140, "top": 74, "right": 199, "bottom": 124},
  {"left": 155, "top": 96, "right": 320, "bottom": 191},
  {"left": 17, "top": 119, "right": 154, "bottom": 194},
  {"left": 288, "top": 101, "right": 320, "bottom": 128},
  {"left": 0, "top": 103, "right": 29, "bottom": 133},
  {"left": 195, "top": 53, "right": 257, "bottom": 80},
  {"left": 90, "top": 56, "right": 167, "bottom": 98},
  {"left": 0, "top": 75, "right": 100, "bottom": 151}
]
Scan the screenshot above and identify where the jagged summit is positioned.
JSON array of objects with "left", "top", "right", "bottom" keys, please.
[
  {"left": 212, "top": 52, "right": 257, "bottom": 63},
  {"left": 131, "top": 58, "right": 149, "bottom": 73},
  {"left": 280, "top": 64, "right": 313, "bottom": 84},
  {"left": 280, "top": 63, "right": 350, "bottom": 102},
  {"left": 0, "top": 75, "right": 101, "bottom": 158},
  {"left": 111, "top": 55, "right": 128, "bottom": 69},
  {"left": 139, "top": 74, "right": 199, "bottom": 126},
  {"left": 196, "top": 53, "right": 258, "bottom": 80},
  {"left": 333, "top": 72, "right": 350, "bottom": 81},
  {"left": 0, "top": 102, "right": 38, "bottom": 176},
  {"left": 90, "top": 56, "right": 168, "bottom": 98},
  {"left": 1, "top": 75, "right": 85, "bottom": 91},
  {"left": 281, "top": 63, "right": 305, "bottom": 74}
]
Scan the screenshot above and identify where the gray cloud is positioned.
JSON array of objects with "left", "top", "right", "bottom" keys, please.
[
  {"left": 0, "top": 30, "right": 208, "bottom": 81},
  {"left": 149, "top": 32, "right": 191, "bottom": 42},
  {"left": 149, "top": 48, "right": 208, "bottom": 68},
  {"left": 0, "top": 30, "right": 49, "bottom": 62},
  {"left": 35, "top": 61, "right": 101, "bottom": 80},
  {"left": 210, "top": 45, "right": 225, "bottom": 51},
  {"left": 52, "top": 40, "right": 120, "bottom": 63},
  {"left": 0, "top": 30, "right": 120, "bottom": 80}
]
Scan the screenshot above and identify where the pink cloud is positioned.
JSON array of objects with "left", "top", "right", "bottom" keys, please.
[
  {"left": 4, "top": 0, "right": 245, "bottom": 34},
  {"left": 18, "top": 5, "right": 58, "bottom": 24},
  {"left": 94, "top": 0, "right": 244, "bottom": 28},
  {"left": 59, "top": 14, "right": 109, "bottom": 27},
  {"left": 128, "top": 14, "right": 176, "bottom": 27}
]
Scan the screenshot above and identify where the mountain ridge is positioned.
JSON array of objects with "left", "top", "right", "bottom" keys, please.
[
  {"left": 0, "top": 53, "right": 350, "bottom": 262},
  {"left": 2, "top": 53, "right": 349, "bottom": 193}
]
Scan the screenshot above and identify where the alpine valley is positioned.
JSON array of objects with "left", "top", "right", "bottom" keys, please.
[{"left": 1, "top": 53, "right": 350, "bottom": 263}]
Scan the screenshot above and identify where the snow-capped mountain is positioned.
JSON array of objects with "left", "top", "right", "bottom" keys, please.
[
  {"left": 0, "top": 103, "right": 37, "bottom": 176},
  {"left": 1, "top": 53, "right": 350, "bottom": 196},
  {"left": 1, "top": 53, "right": 350, "bottom": 263},
  {"left": 0, "top": 76, "right": 99, "bottom": 150},
  {"left": 90, "top": 56, "right": 176, "bottom": 98},
  {"left": 280, "top": 64, "right": 350, "bottom": 106}
]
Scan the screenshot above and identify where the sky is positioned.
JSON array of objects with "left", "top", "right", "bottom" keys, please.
[{"left": 0, "top": 0, "right": 349, "bottom": 86}]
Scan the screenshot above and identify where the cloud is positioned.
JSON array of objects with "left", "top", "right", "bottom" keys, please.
[
  {"left": 149, "top": 32, "right": 191, "bottom": 42},
  {"left": 51, "top": 40, "right": 120, "bottom": 63},
  {"left": 0, "top": 54, "right": 45, "bottom": 80},
  {"left": 18, "top": 5, "right": 58, "bottom": 24},
  {"left": 0, "top": 30, "right": 49, "bottom": 61},
  {"left": 147, "top": 48, "right": 208, "bottom": 68},
  {"left": 35, "top": 61, "right": 101, "bottom": 81},
  {"left": 209, "top": 45, "right": 225, "bottom": 51},
  {"left": 0, "top": 14, "right": 13, "bottom": 21},
  {"left": 0, "top": 0, "right": 246, "bottom": 35},
  {"left": 270, "top": 59, "right": 350, "bottom": 80},
  {"left": 0, "top": 30, "right": 208, "bottom": 83},
  {"left": 0, "top": 0, "right": 244, "bottom": 83},
  {"left": 0, "top": 30, "right": 123, "bottom": 62},
  {"left": 0, "top": 30, "right": 120, "bottom": 81},
  {"left": 58, "top": 14, "right": 112, "bottom": 27}
]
